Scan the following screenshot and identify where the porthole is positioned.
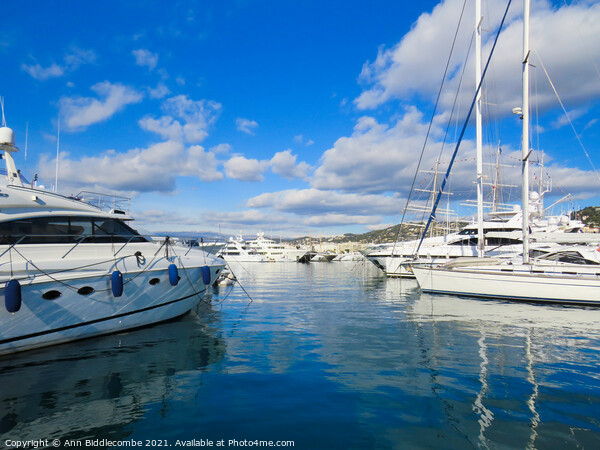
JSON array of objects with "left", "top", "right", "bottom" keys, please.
[
  {"left": 42, "top": 290, "right": 62, "bottom": 300},
  {"left": 77, "top": 286, "right": 95, "bottom": 296},
  {"left": 149, "top": 278, "right": 161, "bottom": 286},
  {"left": 215, "top": 269, "right": 221, "bottom": 275}
]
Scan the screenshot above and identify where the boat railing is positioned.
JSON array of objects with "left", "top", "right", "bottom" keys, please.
[
  {"left": 0, "top": 233, "right": 225, "bottom": 260},
  {"left": 75, "top": 191, "right": 131, "bottom": 214}
]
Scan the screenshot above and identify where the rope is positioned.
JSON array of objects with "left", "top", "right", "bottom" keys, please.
[
  {"left": 392, "top": 0, "right": 469, "bottom": 251},
  {"left": 415, "top": 0, "right": 514, "bottom": 256},
  {"left": 535, "top": 51, "right": 600, "bottom": 186}
]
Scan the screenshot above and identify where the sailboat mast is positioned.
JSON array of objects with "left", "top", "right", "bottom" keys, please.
[
  {"left": 521, "top": 0, "right": 531, "bottom": 263},
  {"left": 475, "top": 0, "right": 485, "bottom": 256}
]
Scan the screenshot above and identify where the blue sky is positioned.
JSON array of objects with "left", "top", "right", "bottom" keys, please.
[{"left": 2, "top": 0, "right": 599, "bottom": 237}]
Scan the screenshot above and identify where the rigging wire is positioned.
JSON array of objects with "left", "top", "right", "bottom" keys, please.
[
  {"left": 534, "top": 51, "right": 600, "bottom": 186},
  {"left": 390, "top": 0, "right": 469, "bottom": 252},
  {"left": 414, "top": 0, "right": 514, "bottom": 256}
]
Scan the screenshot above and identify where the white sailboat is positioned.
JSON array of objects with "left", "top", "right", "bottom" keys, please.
[{"left": 413, "top": 0, "right": 600, "bottom": 306}]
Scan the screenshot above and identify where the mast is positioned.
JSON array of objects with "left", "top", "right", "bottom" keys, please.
[
  {"left": 521, "top": 0, "right": 531, "bottom": 263},
  {"left": 55, "top": 117, "right": 60, "bottom": 193},
  {"left": 475, "top": 0, "right": 485, "bottom": 256}
]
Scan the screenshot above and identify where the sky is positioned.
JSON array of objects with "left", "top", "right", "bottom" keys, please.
[{"left": 1, "top": 0, "right": 599, "bottom": 237}]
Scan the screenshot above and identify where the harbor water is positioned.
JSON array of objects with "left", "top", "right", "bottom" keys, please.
[{"left": 2, "top": 262, "right": 600, "bottom": 449}]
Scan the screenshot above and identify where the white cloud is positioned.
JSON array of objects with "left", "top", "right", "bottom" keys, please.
[
  {"left": 202, "top": 209, "right": 289, "bottom": 228},
  {"left": 293, "top": 134, "right": 314, "bottom": 146},
  {"left": 247, "top": 188, "right": 401, "bottom": 216},
  {"left": 21, "top": 63, "right": 65, "bottom": 80},
  {"left": 22, "top": 47, "right": 96, "bottom": 80},
  {"left": 209, "top": 143, "right": 233, "bottom": 154},
  {"left": 312, "top": 110, "right": 441, "bottom": 194},
  {"left": 60, "top": 81, "right": 143, "bottom": 130},
  {"left": 38, "top": 140, "right": 223, "bottom": 194},
  {"left": 236, "top": 118, "right": 259, "bottom": 135},
  {"left": 270, "top": 150, "right": 311, "bottom": 180},
  {"left": 132, "top": 49, "right": 159, "bottom": 70},
  {"left": 224, "top": 155, "right": 269, "bottom": 182},
  {"left": 148, "top": 83, "right": 170, "bottom": 99},
  {"left": 181, "top": 145, "right": 224, "bottom": 182},
  {"left": 355, "top": 0, "right": 600, "bottom": 118},
  {"left": 140, "top": 95, "right": 222, "bottom": 143},
  {"left": 303, "top": 214, "right": 381, "bottom": 227}
]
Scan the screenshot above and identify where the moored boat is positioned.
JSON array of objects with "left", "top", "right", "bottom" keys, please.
[{"left": 0, "top": 126, "right": 226, "bottom": 355}]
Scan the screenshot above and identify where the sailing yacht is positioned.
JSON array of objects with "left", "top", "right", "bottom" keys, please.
[
  {"left": 366, "top": 206, "right": 589, "bottom": 277},
  {"left": 0, "top": 125, "right": 226, "bottom": 355},
  {"left": 413, "top": 0, "right": 600, "bottom": 305}
]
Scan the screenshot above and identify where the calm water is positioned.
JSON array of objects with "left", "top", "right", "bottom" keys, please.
[{"left": 2, "top": 262, "right": 600, "bottom": 449}]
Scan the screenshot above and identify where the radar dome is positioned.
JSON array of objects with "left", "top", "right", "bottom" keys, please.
[{"left": 0, "top": 126, "right": 15, "bottom": 146}]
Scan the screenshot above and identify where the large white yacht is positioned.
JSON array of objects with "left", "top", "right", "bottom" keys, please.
[
  {"left": 246, "top": 233, "right": 308, "bottom": 262},
  {"left": 217, "top": 235, "right": 269, "bottom": 262},
  {"left": 0, "top": 126, "right": 226, "bottom": 355},
  {"left": 365, "top": 204, "right": 593, "bottom": 278}
]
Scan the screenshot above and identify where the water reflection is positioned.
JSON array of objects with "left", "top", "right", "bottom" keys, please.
[
  {"left": 2, "top": 263, "right": 600, "bottom": 449},
  {"left": 0, "top": 307, "right": 225, "bottom": 443}
]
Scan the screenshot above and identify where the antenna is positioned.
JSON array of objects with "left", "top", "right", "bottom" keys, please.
[
  {"left": 24, "top": 122, "right": 29, "bottom": 178},
  {"left": 24, "top": 123, "right": 28, "bottom": 161},
  {"left": 55, "top": 117, "right": 60, "bottom": 192},
  {"left": 0, "top": 96, "right": 5, "bottom": 127}
]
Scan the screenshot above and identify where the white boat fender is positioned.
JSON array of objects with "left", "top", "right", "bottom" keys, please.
[
  {"left": 111, "top": 270, "right": 124, "bottom": 297},
  {"left": 5, "top": 279, "right": 22, "bottom": 313},
  {"left": 202, "top": 266, "right": 211, "bottom": 285},
  {"left": 168, "top": 263, "right": 179, "bottom": 286}
]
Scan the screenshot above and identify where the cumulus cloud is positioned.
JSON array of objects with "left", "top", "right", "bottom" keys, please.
[
  {"left": 22, "top": 46, "right": 96, "bottom": 80},
  {"left": 311, "top": 109, "right": 444, "bottom": 194},
  {"left": 247, "top": 189, "right": 401, "bottom": 216},
  {"left": 270, "top": 150, "right": 311, "bottom": 180},
  {"left": 140, "top": 95, "right": 222, "bottom": 143},
  {"left": 202, "top": 209, "right": 290, "bottom": 228},
  {"left": 224, "top": 155, "right": 269, "bottom": 181},
  {"left": 236, "top": 118, "right": 259, "bottom": 135},
  {"left": 59, "top": 81, "right": 143, "bottom": 130},
  {"left": 39, "top": 140, "right": 223, "bottom": 194},
  {"left": 355, "top": 0, "right": 600, "bottom": 118},
  {"left": 132, "top": 49, "right": 159, "bottom": 70},
  {"left": 303, "top": 214, "right": 382, "bottom": 227}
]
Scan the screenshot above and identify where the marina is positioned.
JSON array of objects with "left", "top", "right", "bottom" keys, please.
[
  {"left": 2, "top": 262, "right": 600, "bottom": 448},
  {"left": 2, "top": 0, "right": 600, "bottom": 448}
]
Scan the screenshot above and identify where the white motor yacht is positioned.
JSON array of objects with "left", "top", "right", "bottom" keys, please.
[
  {"left": 365, "top": 209, "right": 593, "bottom": 277},
  {"left": 217, "top": 235, "right": 269, "bottom": 262},
  {"left": 0, "top": 126, "right": 226, "bottom": 355},
  {"left": 246, "top": 233, "right": 307, "bottom": 262}
]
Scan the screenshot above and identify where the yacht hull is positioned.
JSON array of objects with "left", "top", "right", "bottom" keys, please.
[
  {"left": 413, "top": 265, "right": 600, "bottom": 305},
  {"left": 0, "top": 244, "right": 225, "bottom": 355}
]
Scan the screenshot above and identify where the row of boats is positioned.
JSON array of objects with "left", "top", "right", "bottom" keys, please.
[
  {"left": 0, "top": 123, "right": 362, "bottom": 356},
  {"left": 216, "top": 232, "right": 364, "bottom": 263},
  {"left": 364, "top": 0, "right": 600, "bottom": 306}
]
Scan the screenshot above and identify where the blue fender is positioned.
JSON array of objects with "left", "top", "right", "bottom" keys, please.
[
  {"left": 111, "top": 270, "right": 124, "bottom": 297},
  {"left": 202, "top": 266, "right": 211, "bottom": 285},
  {"left": 168, "top": 263, "right": 179, "bottom": 286},
  {"left": 5, "top": 279, "right": 22, "bottom": 313}
]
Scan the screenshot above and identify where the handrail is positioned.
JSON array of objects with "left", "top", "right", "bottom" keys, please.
[{"left": 75, "top": 191, "right": 131, "bottom": 214}]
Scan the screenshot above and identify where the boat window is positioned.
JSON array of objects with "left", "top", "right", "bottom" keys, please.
[
  {"left": 538, "top": 251, "right": 600, "bottom": 265},
  {"left": 0, "top": 216, "right": 148, "bottom": 244}
]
